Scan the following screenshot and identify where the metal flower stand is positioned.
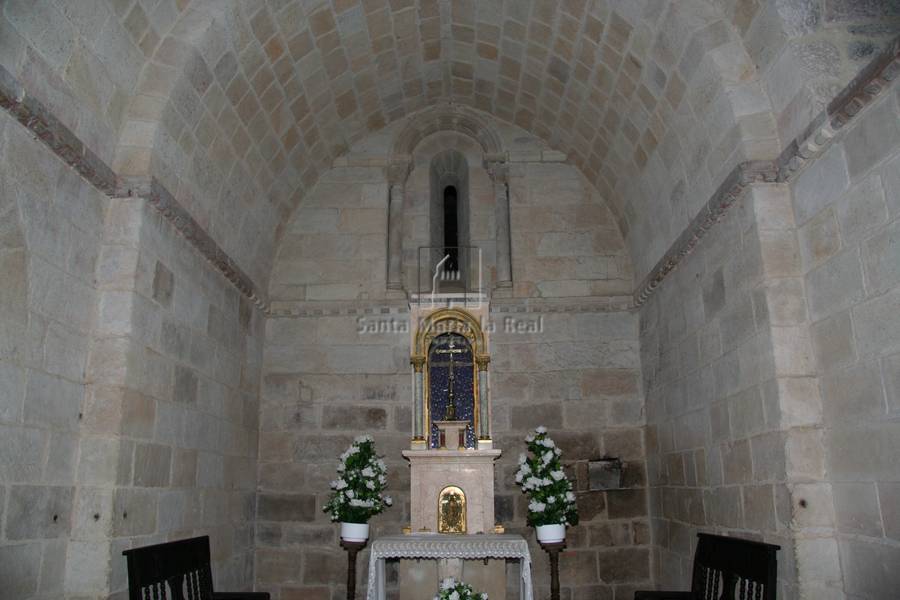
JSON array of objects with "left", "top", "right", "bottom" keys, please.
[
  {"left": 538, "top": 541, "right": 566, "bottom": 600},
  {"left": 340, "top": 539, "right": 368, "bottom": 600}
]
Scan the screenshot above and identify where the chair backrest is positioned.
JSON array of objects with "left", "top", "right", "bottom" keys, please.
[
  {"left": 122, "top": 536, "right": 215, "bottom": 600},
  {"left": 690, "top": 533, "right": 780, "bottom": 600}
]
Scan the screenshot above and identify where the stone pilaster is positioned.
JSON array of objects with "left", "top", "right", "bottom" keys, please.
[
  {"left": 486, "top": 161, "right": 512, "bottom": 288},
  {"left": 387, "top": 161, "right": 411, "bottom": 291}
]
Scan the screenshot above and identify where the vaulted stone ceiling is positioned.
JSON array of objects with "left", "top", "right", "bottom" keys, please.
[{"left": 3, "top": 0, "right": 896, "bottom": 287}]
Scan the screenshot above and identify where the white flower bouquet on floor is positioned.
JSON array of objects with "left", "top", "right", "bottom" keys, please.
[
  {"left": 433, "top": 577, "right": 488, "bottom": 600},
  {"left": 324, "top": 435, "right": 392, "bottom": 524},
  {"left": 514, "top": 426, "right": 579, "bottom": 528}
]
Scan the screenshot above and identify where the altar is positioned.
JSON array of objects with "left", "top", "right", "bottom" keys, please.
[
  {"left": 366, "top": 534, "right": 534, "bottom": 600},
  {"left": 377, "top": 304, "right": 532, "bottom": 599}
]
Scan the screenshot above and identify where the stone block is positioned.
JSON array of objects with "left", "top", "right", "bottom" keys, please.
[
  {"left": 607, "top": 489, "right": 646, "bottom": 519},
  {"left": 742, "top": 485, "right": 775, "bottom": 532},
  {"left": 821, "top": 359, "right": 885, "bottom": 425},
  {"left": 729, "top": 387, "right": 765, "bottom": 438},
  {"left": 112, "top": 488, "right": 158, "bottom": 536},
  {"left": 836, "top": 174, "right": 888, "bottom": 245},
  {"left": 862, "top": 217, "right": 900, "bottom": 297},
  {"left": 0, "top": 542, "right": 40, "bottom": 596},
  {"left": 771, "top": 325, "right": 814, "bottom": 377},
  {"left": 0, "top": 359, "right": 25, "bottom": 424},
  {"left": 761, "top": 278, "right": 807, "bottom": 326},
  {"left": 173, "top": 364, "right": 198, "bottom": 404},
  {"left": 701, "top": 267, "right": 725, "bottom": 318},
  {"left": 302, "top": 550, "right": 345, "bottom": 585},
  {"left": 877, "top": 482, "right": 900, "bottom": 541},
  {"left": 719, "top": 296, "right": 756, "bottom": 352},
  {"left": 577, "top": 490, "right": 607, "bottom": 521},
  {"left": 840, "top": 538, "right": 900, "bottom": 599},
  {"left": 510, "top": 403, "right": 562, "bottom": 430},
  {"left": 843, "top": 95, "right": 900, "bottom": 179},
  {"left": 602, "top": 429, "right": 643, "bottom": 460},
  {"left": 152, "top": 260, "right": 174, "bottom": 306},
  {"left": 798, "top": 207, "right": 841, "bottom": 272},
  {"left": 5, "top": 485, "right": 73, "bottom": 540},
  {"left": 885, "top": 352, "right": 900, "bottom": 414},
  {"left": 750, "top": 431, "right": 786, "bottom": 482},
  {"left": 805, "top": 249, "right": 864, "bottom": 321},
  {"left": 321, "top": 405, "right": 387, "bottom": 430},
  {"left": 833, "top": 482, "right": 883, "bottom": 537},
  {"left": 24, "top": 370, "right": 82, "bottom": 431},
  {"left": 852, "top": 288, "right": 900, "bottom": 357},
  {"left": 828, "top": 422, "right": 900, "bottom": 481},
  {"left": 121, "top": 389, "right": 155, "bottom": 439},
  {"left": 792, "top": 144, "right": 849, "bottom": 225},
  {"left": 722, "top": 439, "right": 751, "bottom": 485},
  {"left": 257, "top": 493, "right": 316, "bottom": 522},
  {"left": 581, "top": 369, "right": 639, "bottom": 397},
  {"left": 882, "top": 152, "right": 900, "bottom": 219},
  {"left": 133, "top": 443, "right": 172, "bottom": 487},
  {"left": 555, "top": 550, "right": 598, "bottom": 586},
  {"left": 596, "top": 547, "right": 649, "bottom": 583},
  {"left": 758, "top": 229, "right": 801, "bottom": 278},
  {"left": 810, "top": 310, "right": 856, "bottom": 371},
  {"left": 257, "top": 548, "right": 304, "bottom": 584}
]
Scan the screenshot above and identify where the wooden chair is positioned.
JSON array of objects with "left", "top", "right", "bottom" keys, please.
[
  {"left": 122, "top": 536, "right": 270, "bottom": 600},
  {"left": 635, "top": 533, "right": 780, "bottom": 600}
]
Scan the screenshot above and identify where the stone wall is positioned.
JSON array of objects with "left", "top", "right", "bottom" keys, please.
[
  {"left": 0, "top": 102, "right": 265, "bottom": 598},
  {"left": 790, "top": 85, "right": 900, "bottom": 598},
  {"left": 639, "top": 183, "right": 802, "bottom": 597},
  {"left": 0, "top": 109, "right": 108, "bottom": 598},
  {"left": 258, "top": 304, "right": 648, "bottom": 600},
  {"left": 81, "top": 195, "right": 265, "bottom": 599},
  {"left": 260, "top": 117, "right": 647, "bottom": 599}
]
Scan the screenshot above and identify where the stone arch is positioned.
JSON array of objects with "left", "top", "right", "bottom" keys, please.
[{"left": 392, "top": 106, "right": 504, "bottom": 163}]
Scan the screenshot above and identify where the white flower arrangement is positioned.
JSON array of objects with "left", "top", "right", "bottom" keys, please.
[
  {"left": 433, "top": 578, "right": 488, "bottom": 600},
  {"left": 324, "top": 435, "right": 393, "bottom": 523},
  {"left": 514, "top": 427, "right": 579, "bottom": 528}
]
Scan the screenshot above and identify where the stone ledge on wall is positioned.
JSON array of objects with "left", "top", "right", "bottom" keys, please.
[{"left": 635, "top": 34, "right": 900, "bottom": 307}]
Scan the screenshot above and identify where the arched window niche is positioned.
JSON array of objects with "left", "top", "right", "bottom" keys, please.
[{"left": 428, "top": 150, "right": 470, "bottom": 294}]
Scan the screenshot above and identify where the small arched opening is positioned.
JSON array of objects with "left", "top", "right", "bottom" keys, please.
[{"left": 429, "top": 150, "right": 470, "bottom": 293}]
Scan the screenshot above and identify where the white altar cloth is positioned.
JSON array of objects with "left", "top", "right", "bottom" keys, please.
[{"left": 365, "top": 533, "right": 533, "bottom": 600}]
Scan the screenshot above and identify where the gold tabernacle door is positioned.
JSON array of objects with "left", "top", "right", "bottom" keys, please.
[{"left": 438, "top": 486, "right": 466, "bottom": 533}]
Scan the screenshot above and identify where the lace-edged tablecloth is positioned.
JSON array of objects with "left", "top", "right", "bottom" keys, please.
[{"left": 365, "top": 534, "right": 533, "bottom": 600}]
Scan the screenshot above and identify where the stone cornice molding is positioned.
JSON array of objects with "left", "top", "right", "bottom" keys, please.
[
  {"left": 634, "top": 34, "right": 900, "bottom": 308},
  {"left": 0, "top": 63, "right": 268, "bottom": 311},
  {"left": 0, "top": 64, "right": 117, "bottom": 195}
]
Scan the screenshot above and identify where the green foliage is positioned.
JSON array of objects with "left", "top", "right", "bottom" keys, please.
[
  {"left": 323, "top": 436, "right": 392, "bottom": 523},
  {"left": 514, "top": 427, "right": 579, "bottom": 528},
  {"left": 433, "top": 578, "right": 487, "bottom": 600}
]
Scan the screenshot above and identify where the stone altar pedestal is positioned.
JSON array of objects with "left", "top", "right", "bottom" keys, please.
[
  {"left": 399, "top": 448, "right": 505, "bottom": 600},
  {"left": 402, "top": 449, "right": 501, "bottom": 534}
]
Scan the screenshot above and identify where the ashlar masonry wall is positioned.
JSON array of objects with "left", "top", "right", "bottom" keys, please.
[
  {"left": 259, "top": 118, "right": 648, "bottom": 600},
  {"left": 791, "top": 84, "right": 900, "bottom": 599}
]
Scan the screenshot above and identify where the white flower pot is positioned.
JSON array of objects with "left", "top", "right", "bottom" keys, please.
[
  {"left": 340, "top": 522, "right": 370, "bottom": 542},
  {"left": 535, "top": 524, "right": 565, "bottom": 543}
]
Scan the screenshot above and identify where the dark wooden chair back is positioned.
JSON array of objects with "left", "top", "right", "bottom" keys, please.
[
  {"left": 690, "top": 533, "right": 780, "bottom": 600},
  {"left": 122, "top": 536, "right": 215, "bottom": 600}
]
